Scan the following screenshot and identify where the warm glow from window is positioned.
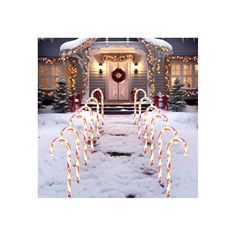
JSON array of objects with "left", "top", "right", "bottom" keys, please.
[
  {"left": 51, "top": 64, "right": 61, "bottom": 76},
  {"left": 183, "top": 76, "right": 192, "bottom": 87},
  {"left": 39, "top": 78, "right": 49, "bottom": 88},
  {"left": 39, "top": 65, "right": 49, "bottom": 76},
  {"left": 171, "top": 64, "right": 181, "bottom": 75},
  {"left": 183, "top": 64, "right": 192, "bottom": 75}
]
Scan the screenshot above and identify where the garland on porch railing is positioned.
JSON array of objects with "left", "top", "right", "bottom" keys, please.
[
  {"left": 38, "top": 57, "right": 69, "bottom": 64},
  {"left": 102, "top": 54, "right": 134, "bottom": 62},
  {"left": 164, "top": 55, "right": 198, "bottom": 94},
  {"left": 82, "top": 48, "right": 92, "bottom": 95}
]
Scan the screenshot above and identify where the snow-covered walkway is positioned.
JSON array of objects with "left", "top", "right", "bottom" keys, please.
[{"left": 38, "top": 108, "right": 198, "bottom": 198}]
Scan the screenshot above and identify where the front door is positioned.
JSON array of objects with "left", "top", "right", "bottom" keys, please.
[{"left": 107, "top": 61, "right": 130, "bottom": 101}]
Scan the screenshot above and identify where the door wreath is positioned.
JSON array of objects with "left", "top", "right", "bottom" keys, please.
[{"left": 112, "top": 68, "right": 126, "bottom": 83}]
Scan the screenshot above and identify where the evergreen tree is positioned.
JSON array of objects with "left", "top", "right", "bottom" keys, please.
[
  {"left": 53, "top": 79, "right": 70, "bottom": 113},
  {"left": 169, "top": 78, "right": 186, "bottom": 111},
  {"left": 38, "top": 89, "right": 45, "bottom": 110}
]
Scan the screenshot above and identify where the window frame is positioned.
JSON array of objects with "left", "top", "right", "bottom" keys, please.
[
  {"left": 38, "top": 62, "right": 63, "bottom": 89},
  {"left": 170, "top": 60, "right": 198, "bottom": 89}
]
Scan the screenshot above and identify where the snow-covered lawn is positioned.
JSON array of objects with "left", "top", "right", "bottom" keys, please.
[{"left": 38, "top": 106, "right": 198, "bottom": 198}]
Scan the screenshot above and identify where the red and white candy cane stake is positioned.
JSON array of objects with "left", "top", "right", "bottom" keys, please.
[
  {"left": 60, "top": 127, "right": 80, "bottom": 182},
  {"left": 138, "top": 96, "right": 153, "bottom": 139},
  {"left": 69, "top": 114, "right": 89, "bottom": 165},
  {"left": 86, "top": 97, "right": 100, "bottom": 139},
  {"left": 79, "top": 105, "right": 95, "bottom": 152},
  {"left": 91, "top": 88, "right": 104, "bottom": 125},
  {"left": 134, "top": 88, "right": 147, "bottom": 125},
  {"left": 150, "top": 114, "right": 168, "bottom": 165},
  {"left": 156, "top": 126, "right": 178, "bottom": 185},
  {"left": 166, "top": 137, "right": 188, "bottom": 198},
  {"left": 49, "top": 136, "right": 72, "bottom": 198},
  {"left": 143, "top": 105, "right": 160, "bottom": 153}
]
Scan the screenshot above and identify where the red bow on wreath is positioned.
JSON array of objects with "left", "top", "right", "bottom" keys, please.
[{"left": 112, "top": 68, "right": 126, "bottom": 83}]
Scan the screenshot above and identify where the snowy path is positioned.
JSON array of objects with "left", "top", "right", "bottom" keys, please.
[{"left": 38, "top": 109, "right": 198, "bottom": 198}]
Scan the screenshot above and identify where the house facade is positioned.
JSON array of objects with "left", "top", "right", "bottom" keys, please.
[{"left": 38, "top": 38, "right": 198, "bottom": 104}]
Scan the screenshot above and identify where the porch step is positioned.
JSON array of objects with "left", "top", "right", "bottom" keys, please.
[{"left": 82, "top": 103, "right": 151, "bottom": 115}]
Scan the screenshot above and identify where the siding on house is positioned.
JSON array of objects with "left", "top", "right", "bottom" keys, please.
[
  {"left": 163, "top": 38, "right": 198, "bottom": 56},
  {"left": 131, "top": 59, "right": 147, "bottom": 96},
  {"left": 38, "top": 38, "right": 77, "bottom": 57},
  {"left": 38, "top": 38, "right": 198, "bottom": 98}
]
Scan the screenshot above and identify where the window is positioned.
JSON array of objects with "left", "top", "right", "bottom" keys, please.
[
  {"left": 39, "top": 78, "right": 49, "bottom": 88},
  {"left": 194, "top": 64, "right": 198, "bottom": 88},
  {"left": 171, "top": 64, "right": 181, "bottom": 85},
  {"left": 183, "top": 64, "right": 192, "bottom": 87},
  {"left": 170, "top": 61, "right": 198, "bottom": 88},
  {"left": 38, "top": 63, "right": 63, "bottom": 89}
]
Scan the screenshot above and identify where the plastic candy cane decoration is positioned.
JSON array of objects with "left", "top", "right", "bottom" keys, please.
[
  {"left": 150, "top": 114, "right": 168, "bottom": 165},
  {"left": 143, "top": 105, "right": 161, "bottom": 153},
  {"left": 156, "top": 126, "right": 178, "bottom": 185},
  {"left": 138, "top": 96, "right": 153, "bottom": 139},
  {"left": 86, "top": 97, "right": 100, "bottom": 139},
  {"left": 49, "top": 136, "right": 72, "bottom": 198},
  {"left": 166, "top": 137, "right": 188, "bottom": 198},
  {"left": 69, "top": 114, "right": 89, "bottom": 165},
  {"left": 134, "top": 88, "right": 147, "bottom": 125},
  {"left": 60, "top": 127, "right": 80, "bottom": 182},
  {"left": 79, "top": 105, "right": 95, "bottom": 152},
  {"left": 91, "top": 88, "right": 104, "bottom": 125}
]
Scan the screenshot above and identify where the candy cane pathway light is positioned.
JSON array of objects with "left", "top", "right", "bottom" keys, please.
[
  {"left": 49, "top": 136, "right": 73, "bottom": 198},
  {"left": 166, "top": 137, "right": 188, "bottom": 198},
  {"left": 150, "top": 114, "right": 168, "bottom": 165},
  {"left": 79, "top": 105, "right": 95, "bottom": 152},
  {"left": 69, "top": 113, "right": 90, "bottom": 164},
  {"left": 91, "top": 88, "right": 104, "bottom": 125},
  {"left": 143, "top": 105, "right": 161, "bottom": 153},
  {"left": 156, "top": 126, "right": 178, "bottom": 185},
  {"left": 134, "top": 88, "right": 147, "bottom": 125},
  {"left": 60, "top": 127, "right": 81, "bottom": 182},
  {"left": 138, "top": 96, "right": 153, "bottom": 139},
  {"left": 85, "top": 97, "right": 100, "bottom": 139}
]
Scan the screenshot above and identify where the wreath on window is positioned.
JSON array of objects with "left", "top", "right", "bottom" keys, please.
[{"left": 112, "top": 68, "right": 126, "bottom": 83}]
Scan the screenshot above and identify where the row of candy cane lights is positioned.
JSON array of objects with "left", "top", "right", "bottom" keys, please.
[
  {"left": 134, "top": 88, "right": 189, "bottom": 198},
  {"left": 49, "top": 88, "right": 104, "bottom": 198}
]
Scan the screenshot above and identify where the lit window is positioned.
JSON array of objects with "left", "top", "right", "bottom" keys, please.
[
  {"left": 38, "top": 62, "right": 64, "bottom": 89},
  {"left": 39, "top": 78, "right": 49, "bottom": 88},
  {"left": 171, "top": 64, "right": 181, "bottom": 76},
  {"left": 39, "top": 65, "right": 49, "bottom": 76},
  {"left": 51, "top": 78, "right": 60, "bottom": 89},
  {"left": 51, "top": 64, "right": 61, "bottom": 76},
  {"left": 170, "top": 61, "right": 198, "bottom": 89},
  {"left": 183, "top": 76, "right": 192, "bottom": 87},
  {"left": 194, "top": 64, "right": 198, "bottom": 88},
  {"left": 183, "top": 64, "right": 192, "bottom": 75},
  {"left": 171, "top": 77, "right": 179, "bottom": 86}
]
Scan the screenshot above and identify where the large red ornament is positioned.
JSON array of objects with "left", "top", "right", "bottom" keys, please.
[{"left": 112, "top": 68, "right": 126, "bottom": 83}]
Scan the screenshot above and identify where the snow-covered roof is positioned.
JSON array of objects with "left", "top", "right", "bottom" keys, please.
[
  {"left": 60, "top": 38, "right": 89, "bottom": 51},
  {"left": 144, "top": 38, "right": 173, "bottom": 51},
  {"left": 60, "top": 38, "right": 173, "bottom": 55}
]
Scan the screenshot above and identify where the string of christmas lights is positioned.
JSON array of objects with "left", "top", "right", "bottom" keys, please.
[
  {"left": 38, "top": 57, "right": 69, "bottom": 64},
  {"left": 141, "top": 39, "right": 155, "bottom": 97},
  {"left": 102, "top": 54, "right": 134, "bottom": 62},
  {"left": 82, "top": 48, "right": 91, "bottom": 94},
  {"left": 68, "top": 59, "right": 77, "bottom": 94}
]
